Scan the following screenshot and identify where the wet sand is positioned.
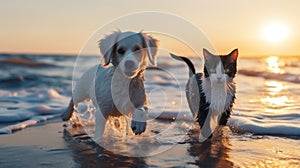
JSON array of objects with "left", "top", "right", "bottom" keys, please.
[{"left": 0, "top": 120, "right": 299, "bottom": 168}]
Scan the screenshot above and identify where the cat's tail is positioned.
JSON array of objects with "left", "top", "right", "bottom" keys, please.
[{"left": 170, "top": 53, "right": 195, "bottom": 77}]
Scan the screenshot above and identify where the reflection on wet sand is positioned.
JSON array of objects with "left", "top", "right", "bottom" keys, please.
[
  {"left": 63, "top": 124, "right": 235, "bottom": 167},
  {"left": 187, "top": 127, "right": 234, "bottom": 168},
  {"left": 63, "top": 127, "right": 147, "bottom": 168}
]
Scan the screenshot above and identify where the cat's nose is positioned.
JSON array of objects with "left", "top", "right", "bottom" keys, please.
[{"left": 217, "top": 77, "right": 222, "bottom": 81}]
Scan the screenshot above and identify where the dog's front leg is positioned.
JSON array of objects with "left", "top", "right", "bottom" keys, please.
[
  {"left": 131, "top": 106, "right": 148, "bottom": 135},
  {"left": 94, "top": 109, "right": 106, "bottom": 142}
]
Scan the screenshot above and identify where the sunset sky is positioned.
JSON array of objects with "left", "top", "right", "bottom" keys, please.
[{"left": 0, "top": 0, "right": 300, "bottom": 57}]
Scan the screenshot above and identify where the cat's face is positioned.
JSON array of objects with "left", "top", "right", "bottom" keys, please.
[{"left": 203, "top": 49, "right": 238, "bottom": 84}]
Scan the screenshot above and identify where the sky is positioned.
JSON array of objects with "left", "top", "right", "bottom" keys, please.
[{"left": 0, "top": 0, "right": 300, "bottom": 57}]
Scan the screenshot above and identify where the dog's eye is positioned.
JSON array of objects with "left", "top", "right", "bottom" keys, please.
[
  {"left": 133, "top": 46, "right": 141, "bottom": 52},
  {"left": 117, "top": 48, "right": 125, "bottom": 55}
]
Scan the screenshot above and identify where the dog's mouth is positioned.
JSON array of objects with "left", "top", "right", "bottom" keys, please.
[
  {"left": 124, "top": 69, "right": 140, "bottom": 78},
  {"left": 124, "top": 70, "right": 135, "bottom": 77},
  {"left": 115, "top": 66, "right": 138, "bottom": 78}
]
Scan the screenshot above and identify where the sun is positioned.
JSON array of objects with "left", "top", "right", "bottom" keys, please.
[{"left": 261, "top": 21, "right": 289, "bottom": 44}]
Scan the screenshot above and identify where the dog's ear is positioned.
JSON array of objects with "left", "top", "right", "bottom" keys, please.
[
  {"left": 141, "top": 33, "right": 159, "bottom": 66},
  {"left": 99, "top": 31, "right": 121, "bottom": 66}
]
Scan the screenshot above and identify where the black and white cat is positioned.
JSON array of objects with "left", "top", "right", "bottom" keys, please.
[{"left": 171, "top": 48, "right": 238, "bottom": 140}]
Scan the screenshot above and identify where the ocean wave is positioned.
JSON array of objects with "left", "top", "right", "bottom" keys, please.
[
  {"left": 0, "top": 57, "right": 56, "bottom": 67},
  {"left": 151, "top": 111, "right": 300, "bottom": 137},
  {"left": 0, "top": 73, "right": 71, "bottom": 90},
  {"left": 0, "top": 89, "right": 68, "bottom": 134},
  {"left": 229, "top": 114, "right": 300, "bottom": 136},
  {"left": 238, "top": 69, "right": 300, "bottom": 83}
]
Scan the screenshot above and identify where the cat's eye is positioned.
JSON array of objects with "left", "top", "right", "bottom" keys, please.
[
  {"left": 224, "top": 69, "right": 230, "bottom": 73},
  {"left": 117, "top": 47, "right": 125, "bottom": 55},
  {"left": 210, "top": 69, "right": 216, "bottom": 73}
]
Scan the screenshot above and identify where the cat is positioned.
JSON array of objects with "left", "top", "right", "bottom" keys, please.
[{"left": 171, "top": 48, "right": 238, "bottom": 140}]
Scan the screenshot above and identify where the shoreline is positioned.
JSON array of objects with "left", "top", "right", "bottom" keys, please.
[{"left": 0, "top": 121, "right": 299, "bottom": 167}]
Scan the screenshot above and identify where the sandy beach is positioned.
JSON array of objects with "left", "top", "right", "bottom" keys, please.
[{"left": 0, "top": 120, "right": 299, "bottom": 168}]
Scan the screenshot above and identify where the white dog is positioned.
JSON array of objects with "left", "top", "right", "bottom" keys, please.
[{"left": 61, "top": 31, "right": 158, "bottom": 141}]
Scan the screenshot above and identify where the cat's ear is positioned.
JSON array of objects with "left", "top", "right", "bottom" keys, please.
[
  {"left": 229, "top": 48, "right": 238, "bottom": 62},
  {"left": 203, "top": 48, "right": 213, "bottom": 60}
]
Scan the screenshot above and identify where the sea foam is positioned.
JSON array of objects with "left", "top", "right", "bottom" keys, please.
[{"left": 0, "top": 89, "right": 68, "bottom": 134}]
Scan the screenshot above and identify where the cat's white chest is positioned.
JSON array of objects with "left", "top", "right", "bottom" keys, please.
[{"left": 202, "top": 78, "right": 235, "bottom": 114}]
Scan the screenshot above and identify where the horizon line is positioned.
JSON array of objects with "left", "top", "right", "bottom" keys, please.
[{"left": 0, "top": 52, "right": 299, "bottom": 58}]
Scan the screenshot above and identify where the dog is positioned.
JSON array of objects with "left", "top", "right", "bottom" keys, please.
[{"left": 61, "top": 31, "right": 158, "bottom": 141}]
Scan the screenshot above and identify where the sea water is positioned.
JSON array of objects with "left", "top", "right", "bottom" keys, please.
[{"left": 0, "top": 54, "right": 299, "bottom": 166}]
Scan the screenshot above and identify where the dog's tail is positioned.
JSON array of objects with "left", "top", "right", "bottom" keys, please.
[
  {"left": 170, "top": 53, "right": 195, "bottom": 77},
  {"left": 61, "top": 99, "right": 74, "bottom": 121}
]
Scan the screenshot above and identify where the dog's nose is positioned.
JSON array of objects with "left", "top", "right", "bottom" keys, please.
[{"left": 125, "top": 60, "right": 135, "bottom": 69}]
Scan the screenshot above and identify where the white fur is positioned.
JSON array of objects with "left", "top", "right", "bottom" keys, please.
[
  {"left": 208, "top": 62, "right": 227, "bottom": 114},
  {"left": 132, "top": 108, "right": 148, "bottom": 123},
  {"left": 199, "top": 62, "right": 236, "bottom": 141},
  {"left": 111, "top": 66, "right": 137, "bottom": 115},
  {"left": 72, "top": 31, "right": 158, "bottom": 142},
  {"left": 186, "top": 75, "right": 200, "bottom": 117},
  {"left": 120, "top": 54, "right": 139, "bottom": 77},
  {"left": 202, "top": 61, "right": 235, "bottom": 115},
  {"left": 100, "top": 31, "right": 157, "bottom": 68}
]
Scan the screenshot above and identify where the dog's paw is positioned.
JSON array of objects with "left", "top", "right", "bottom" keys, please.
[
  {"left": 131, "top": 108, "right": 147, "bottom": 135},
  {"left": 131, "top": 120, "right": 147, "bottom": 135}
]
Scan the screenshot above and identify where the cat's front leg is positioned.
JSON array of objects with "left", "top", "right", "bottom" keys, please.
[{"left": 199, "top": 111, "right": 220, "bottom": 141}]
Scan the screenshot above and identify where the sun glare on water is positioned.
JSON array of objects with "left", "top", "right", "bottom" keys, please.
[
  {"left": 266, "top": 56, "right": 285, "bottom": 74},
  {"left": 262, "top": 21, "right": 289, "bottom": 44}
]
